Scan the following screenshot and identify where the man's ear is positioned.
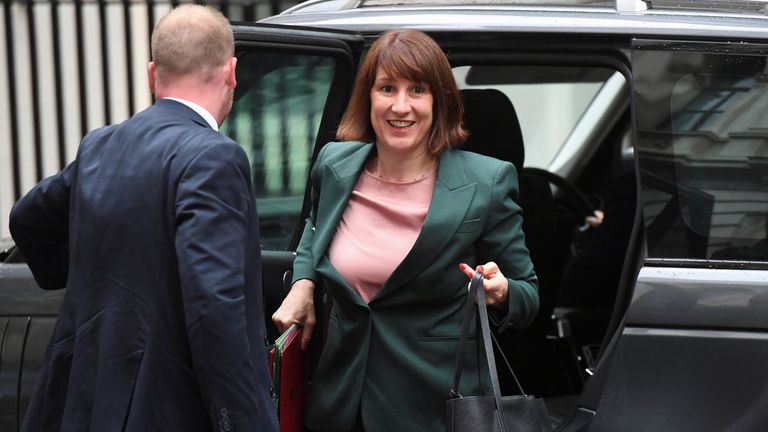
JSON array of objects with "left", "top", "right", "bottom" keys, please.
[
  {"left": 226, "top": 57, "right": 237, "bottom": 89},
  {"left": 148, "top": 62, "right": 157, "bottom": 94}
]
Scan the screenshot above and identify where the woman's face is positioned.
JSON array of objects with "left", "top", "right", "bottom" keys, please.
[{"left": 369, "top": 67, "right": 434, "bottom": 156}]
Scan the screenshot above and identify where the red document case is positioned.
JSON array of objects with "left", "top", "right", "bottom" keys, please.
[{"left": 269, "top": 324, "right": 308, "bottom": 432}]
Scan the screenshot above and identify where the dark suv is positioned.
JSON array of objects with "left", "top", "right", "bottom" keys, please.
[{"left": 3, "top": 0, "right": 768, "bottom": 430}]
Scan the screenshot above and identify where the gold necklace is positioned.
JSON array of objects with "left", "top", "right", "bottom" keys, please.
[{"left": 370, "top": 157, "right": 436, "bottom": 182}]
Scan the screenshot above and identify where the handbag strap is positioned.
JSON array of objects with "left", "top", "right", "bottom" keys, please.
[
  {"left": 475, "top": 275, "right": 508, "bottom": 431},
  {"left": 449, "top": 273, "right": 481, "bottom": 397}
]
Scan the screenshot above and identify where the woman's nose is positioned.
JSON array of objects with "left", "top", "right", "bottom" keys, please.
[{"left": 390, "top": 91, "right": 410, "bottom": 114}]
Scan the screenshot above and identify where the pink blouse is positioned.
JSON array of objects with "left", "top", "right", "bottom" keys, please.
[{"left": 328, "top": 169, "right": 436, "bottom": 303}]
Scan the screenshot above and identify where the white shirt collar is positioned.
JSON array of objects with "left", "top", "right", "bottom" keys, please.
[{"left": 163, "top": 97, "right": 219, "bottom": 131}]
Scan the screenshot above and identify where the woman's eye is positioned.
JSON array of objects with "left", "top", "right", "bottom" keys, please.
[
  {"left": 380, "top": 85, "right": 393, "bottom": 93},
  {"left": 412, "top": 86, "right": 426, "bottom": 95}
]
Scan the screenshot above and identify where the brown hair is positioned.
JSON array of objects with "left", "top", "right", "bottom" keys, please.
[
  {"left": 336, "top": 29, "right": 467, "bottom": 156},
  {"left": 151, "top": 5, "right": 233, "bottom": 84}
]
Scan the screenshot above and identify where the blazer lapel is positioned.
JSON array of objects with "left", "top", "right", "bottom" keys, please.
[
  {"left": 312, "top": 145, "right": 374, "bottom": 296},
  {"left": 373, "top": 150, "right": 476, "bottom": 301}
]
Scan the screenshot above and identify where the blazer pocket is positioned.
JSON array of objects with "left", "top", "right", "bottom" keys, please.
[
  {"left": 417, "top": 335, "right": 479, "bottom": 378},
  {"left": 419, "top": 335, "right": 477, "bottom": 343},
  {"left": 455, "top": 218, "right": 481, "bottom": 234}
]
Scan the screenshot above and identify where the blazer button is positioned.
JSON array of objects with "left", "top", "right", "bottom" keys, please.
[{"left": 311, "top": 226, "right": 316, "bottom": 232}]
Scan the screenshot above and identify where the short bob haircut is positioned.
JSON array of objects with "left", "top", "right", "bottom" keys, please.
[{"left": 336, "top": 29, "right": 467, "bottom": 156}]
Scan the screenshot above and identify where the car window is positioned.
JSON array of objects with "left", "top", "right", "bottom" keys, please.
[
  {"left": 221, "top": 52, "right": 334, "bottom": 251},
  {"left": 634, "top": 43, "right": 768, "bottom": 261},
  {"left": 453, "top": 65, "right": 618, "bottom": 169}
]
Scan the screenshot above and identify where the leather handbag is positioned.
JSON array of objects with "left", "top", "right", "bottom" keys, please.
[{"left": 446, "top": 273, "right": 552, "bottom": 432}]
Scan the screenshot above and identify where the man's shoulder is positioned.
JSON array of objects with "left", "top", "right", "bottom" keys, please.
[
  {"left": 83, "top": 123, "right": 120, "bottom": 140},
  {"left": 78, "top": 124, "right": 121, "bottom": 153},
  {"left": 78, "top": 106, "right": 240, "bottom": 165}
]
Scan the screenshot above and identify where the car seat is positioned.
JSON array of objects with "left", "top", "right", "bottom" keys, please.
[{"left": 460, "top": 89, "right": 576, "bottom": 396}]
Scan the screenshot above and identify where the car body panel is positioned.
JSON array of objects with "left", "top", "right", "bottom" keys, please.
[
  {"left": 261, "top": 5, "right": 768, "bottom": 40},
  {"left": 628, "top": 266, "right": 768, "bottom": 330},
  {"left": 0, "top": 264, "right": 64, "bottom": 316},
  {"left": 592, "top": 325, "right": 768, "bottom": 431}
]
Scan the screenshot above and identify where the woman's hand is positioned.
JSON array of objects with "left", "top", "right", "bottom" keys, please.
[
  {"left": 272, "top": 279, "right": 316, "bottom": 350},
  {"left": 459, "top": 261, "right": 509, "bottom": 309}
]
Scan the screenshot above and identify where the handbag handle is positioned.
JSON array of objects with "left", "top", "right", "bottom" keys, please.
[{"left": 449, "top": 273, "right": 523, "bottom": 432}]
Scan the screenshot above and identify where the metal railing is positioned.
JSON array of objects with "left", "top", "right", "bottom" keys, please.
[{"left": 0, "top": 0, "right": 299, "bottom": 241}]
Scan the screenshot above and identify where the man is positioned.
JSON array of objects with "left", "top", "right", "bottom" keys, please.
[{"left": 10, "top": 5, "right": 278, "bottom": 431}]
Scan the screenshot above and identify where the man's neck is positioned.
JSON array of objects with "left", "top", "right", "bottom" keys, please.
[{"left": 155, "top": 80, "right": 223, "bottom": 124}]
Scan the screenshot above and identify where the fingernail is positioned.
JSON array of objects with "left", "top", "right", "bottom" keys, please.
[{"left": 476, "top": 265, "right": 485, "bottom": 274}]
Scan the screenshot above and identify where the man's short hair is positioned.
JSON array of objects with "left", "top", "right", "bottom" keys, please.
[{"left": 151, "top": 5, "right": 234, "bottom": 83}]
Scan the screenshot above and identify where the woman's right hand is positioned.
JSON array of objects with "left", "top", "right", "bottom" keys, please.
[{"left": 272, "top": 278, "right": 316, "bottom": 351}]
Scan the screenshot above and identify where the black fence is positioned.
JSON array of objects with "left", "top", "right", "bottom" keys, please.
[{"left": 0, "top": 0, "right": 299, "bottom": 240}]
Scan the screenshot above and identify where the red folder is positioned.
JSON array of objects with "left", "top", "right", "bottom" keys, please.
[{"left": 269, "top": 324, "right": 308, "bottom": 432}]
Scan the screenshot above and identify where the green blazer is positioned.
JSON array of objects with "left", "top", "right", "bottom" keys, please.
[{"left": 293, "top": 141, "right": 539, "bottom": 432}]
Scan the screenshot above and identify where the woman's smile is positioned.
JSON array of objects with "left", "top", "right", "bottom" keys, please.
[{"left": 387, "top": 120, "right": 416, "bottom": 129}]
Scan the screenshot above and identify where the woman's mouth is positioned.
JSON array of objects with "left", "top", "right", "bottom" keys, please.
[{"left": 388, "top": 120, "right": 415, "bottom": 129}]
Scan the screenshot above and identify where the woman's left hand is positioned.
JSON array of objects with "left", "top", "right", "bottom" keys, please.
[{"left": 459, "top": 261, "right": 509, "bottom": 308}]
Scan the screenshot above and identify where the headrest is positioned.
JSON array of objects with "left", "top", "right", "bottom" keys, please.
[{"left": 460, "top": 89, "right": 525, "bottom": 171}]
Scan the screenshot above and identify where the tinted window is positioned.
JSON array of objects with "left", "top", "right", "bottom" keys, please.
[
  {"left": 634, "top": 43, "right": 768, "bottom": 261},
  {"left": 222, "top": 52, "right": 334, "bottom": 250}
]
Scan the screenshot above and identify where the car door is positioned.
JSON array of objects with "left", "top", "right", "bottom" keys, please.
[
  {"left": 225, "top": 23, "right": 364, "bottom": 341},
  {"left": 586, "top": 40, "right": 768, "bottom": 431},
  {"left": 0, "top": 23, "right": 364, "bottom": 432}
]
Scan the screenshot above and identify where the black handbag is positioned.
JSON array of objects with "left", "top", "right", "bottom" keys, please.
[{"left": 446, "top": 273, "right": 552, "bottom": 432}]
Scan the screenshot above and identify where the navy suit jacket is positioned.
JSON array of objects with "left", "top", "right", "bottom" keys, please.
[{"left": 10, "top": 99, "right": 278, "bottom": 432}]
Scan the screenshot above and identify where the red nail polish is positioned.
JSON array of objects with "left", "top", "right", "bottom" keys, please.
[{"left": 476, "top": 265, "right": 485, "bottom": 274}]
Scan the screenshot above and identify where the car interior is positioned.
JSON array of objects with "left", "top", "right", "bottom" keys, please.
[{"left": 453, "top": 61, "right": 638, "bottom": 425}]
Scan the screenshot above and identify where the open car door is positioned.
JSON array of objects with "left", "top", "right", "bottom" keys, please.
[
  {"left": 585, "top": 40, "right": 768, "bottom": 431},
  {"left": 226, "top": 23, "right": 364, "bottom": 341}
]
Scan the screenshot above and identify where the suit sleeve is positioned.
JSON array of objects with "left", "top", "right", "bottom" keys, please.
[
  {"left": 477, "top": 161, "right": 540, "bottom": 331},
  {"left": 9, "top": 161, "right": 76, "bottom": 290},
  {"left": 291, "top": 143, "right": 331, "bottom": 284},
  {"left": 174, "top": 141, "right": 265, "bottom": 429}
]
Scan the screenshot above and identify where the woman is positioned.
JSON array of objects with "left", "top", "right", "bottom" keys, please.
[{"left": 272, "top": 29, "right": 539, "bottom": 432}]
